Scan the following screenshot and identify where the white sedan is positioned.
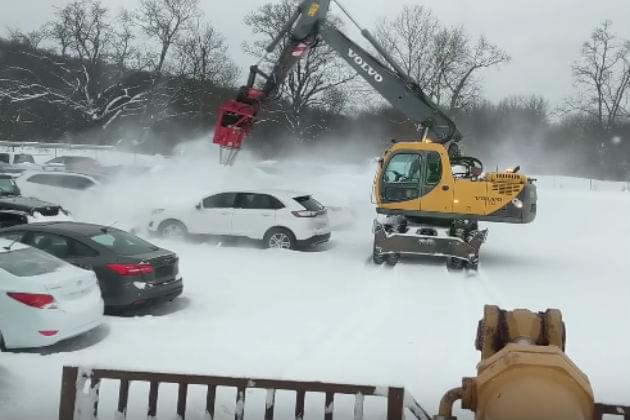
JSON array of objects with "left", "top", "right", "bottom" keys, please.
[
  {"left": 148, "top": 189, "right": 332, "bottom": 250},
  {"left": 0, "top": 239, "right": 104, "bottom": 350}
]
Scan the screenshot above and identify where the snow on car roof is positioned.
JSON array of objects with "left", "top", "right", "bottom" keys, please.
[{"left": 201, "top": 188, "right": 312, "bottom": 199}]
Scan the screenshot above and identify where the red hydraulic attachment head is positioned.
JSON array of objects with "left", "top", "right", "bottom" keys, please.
[{"left": 212, "top": 87, "right": 263, "bottom": 166}]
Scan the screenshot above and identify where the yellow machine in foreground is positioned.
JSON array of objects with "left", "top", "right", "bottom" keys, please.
[{"left": 434, "top": 305, "right": 625, "bottom": 420}]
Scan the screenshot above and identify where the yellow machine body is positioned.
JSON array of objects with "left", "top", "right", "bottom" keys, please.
[
  {"left": 373, "top": 141, "right": 536, "bottom": 224},
  {"left": 469, "top": 343, "right": 594, "bottom": 420},
  {"left": 435, "top": 305, "right": 596, "bottom": 420}
]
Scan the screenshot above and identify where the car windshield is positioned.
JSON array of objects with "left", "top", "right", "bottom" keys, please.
[
  {"left": 0, "top": 247, "right": 65, "bottom": 277},
  {"left": 0, "top": 177, "right": 20, "bottom": 196},
  {"left": 89, "top": 229, "right": 159, "bottom": 256}
]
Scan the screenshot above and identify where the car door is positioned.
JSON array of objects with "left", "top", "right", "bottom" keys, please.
[
  {"left": 231, "top": 193, "right": 282, "bottom": 239},
  {"left": 188, "top": 193, "right": 236, "bottom": 235}
]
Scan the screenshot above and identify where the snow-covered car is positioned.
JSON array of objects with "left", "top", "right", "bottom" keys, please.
[
  {"left": 148, "top": 190, "right": 332, "bottom": 249},
  {"left": 14, "top": 171, "right": 101, "bottom": 213},
  {"left": 0, "top": 152, "right": 36, "bottom": 166},
  {"left": 45, "top": 156, "right": 103, "bottom": 173},
  {"left": 0, "top": 238, "right": 104, "bottom": 350},
  {"left": 0, "top": 174, "right": 73, "bottom": 228}
]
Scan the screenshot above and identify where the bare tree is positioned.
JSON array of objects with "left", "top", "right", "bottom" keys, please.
[
  {"left": 445, "top": 34, "right": 511, "bottom": 111},
  {"left": 375, "top": 6, "right": 510, "bottom": 111},
  {"left": 136, "top": 0, "right": 201, "bottom": 74},
  {"left": 0, "top": 1, "right": 151, "bottom": 131},
  {"left": 175, "top": 20, "right": 238, "bottom": 86},
  {"left": 243, "top": 0, "right": 355, "bottom": 140},
  {"left": 52, "top": 0, "right": 111, "bottom": 66},
  {"left": 7, "top": 28, "right": 47, "bottom": 50},
  {"left": 375, "top": 6, "right": 440, "bottom": 95},
  {"left": 110, "top": 9, "right": 138, "bottom": 72},
  {"left": 567, "top": 21, "right": 630, "bottom": 131}
]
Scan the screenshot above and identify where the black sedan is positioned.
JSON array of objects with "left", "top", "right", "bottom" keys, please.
[{"left": 0, "top": 222, "right": 183, "bottom": 309}]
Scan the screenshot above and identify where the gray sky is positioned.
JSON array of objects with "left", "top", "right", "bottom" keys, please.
[{"left": 3, "top": 0, "right": 630, "bottom": 106}]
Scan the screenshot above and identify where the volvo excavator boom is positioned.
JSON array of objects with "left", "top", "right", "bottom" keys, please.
[{"left": 213, "top": 0, "right": 461, "bottom": 165}]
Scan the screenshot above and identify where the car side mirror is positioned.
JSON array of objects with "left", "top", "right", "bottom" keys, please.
[{"left": 195, "top": 202, "right": 202, "bottom": 210}]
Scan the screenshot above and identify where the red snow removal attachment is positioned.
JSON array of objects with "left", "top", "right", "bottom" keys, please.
[{"left": 212, "top": 88, "right": 262, "bottom": 165}]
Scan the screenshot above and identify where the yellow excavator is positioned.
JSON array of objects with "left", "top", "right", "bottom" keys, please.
[{"left": 212, "top": 0, "right": 537, "bottom": 269}]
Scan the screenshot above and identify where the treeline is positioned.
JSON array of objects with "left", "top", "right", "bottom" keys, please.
[{"left": 0, "top": 0, "right": 629, "bottom": 180}]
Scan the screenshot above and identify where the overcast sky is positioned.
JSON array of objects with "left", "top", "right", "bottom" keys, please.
[{"left": 3, "top": 0, "right": 630, "bottom": 106}]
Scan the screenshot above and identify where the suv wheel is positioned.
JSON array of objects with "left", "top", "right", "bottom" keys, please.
[
  {"left": 158, "top": 220, "right": 188, "bottom": 240},
  {"left": 264, "top": 228, "right": 296, "bottom": 250}
]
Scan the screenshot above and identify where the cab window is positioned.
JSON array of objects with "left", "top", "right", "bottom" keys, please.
[
  {"left": 425, "top": 152, "right": 442, "bottom": 185},
  {"left": 381, "top": 153, "right": 422, "bottom": 202}
]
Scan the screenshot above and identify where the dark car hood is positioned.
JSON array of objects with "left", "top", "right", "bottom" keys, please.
[{"left": 0, "top": 196, "right": 63, "bottom": 215}]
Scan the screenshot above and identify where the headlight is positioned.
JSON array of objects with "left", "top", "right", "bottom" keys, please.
[{"left": 511, "top": 198, "right": 523, "bottom": 209}]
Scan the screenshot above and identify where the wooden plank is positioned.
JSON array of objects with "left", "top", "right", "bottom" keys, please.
[
  {"left": 353, "top": 394, "right": 364, "bottom": 420},
  {"left": 324, "top": 392, "right": 334, "bottom": 420},
  {"left": 147, "top": 381, "right": 159, "bottom": 417},
  {"left": 117, "top": 379, "right": 130, "bottom": 418},
  {"left": 235, "top": 386, "right": 246, "bottom": 420},
  {"left": 206, "top": 385, "right": 217, "bottom": 419},
  {"left": 90, "top": 377, "right": 101, "bottom": 418},
  {"left": 386, "top": 388, "right": 404, "bottom": 420},
  {"left": 90, "top": 369, "right": 379, "bottom": 395},
  {"left": 295, "top": 390, "right": 305, "bottom": 420},
  {"left": 58, "top": 367, "right": 79, "bottom": 420},
  {"left": 264, "top": 389, "right": 276, "bottom": 420},
  {"left": 177, "top": 383, "right": 188, "bottom": 419},
  {"left": 592, "top": 403, "right": 630, "bottom": 420}
]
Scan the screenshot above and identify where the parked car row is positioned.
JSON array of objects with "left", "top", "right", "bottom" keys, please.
[
  {"left": 0, "top": 152, "right": 334, "bottom": 351},
  {"left": 0, "top": 222, "right": 183, "bottom": 350}
]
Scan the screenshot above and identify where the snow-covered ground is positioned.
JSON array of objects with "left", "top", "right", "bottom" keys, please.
[{"left": 1, "top": 143, "right": 629, "bottom": 419}]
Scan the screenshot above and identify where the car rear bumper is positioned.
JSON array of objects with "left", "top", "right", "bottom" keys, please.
[
  {"left": 104, "top": 277, "right": 184, "bottom": 308},
  {"left": 297, "top": 233, "right": 331, "bottom": 248},
  {"left": 3, "top": 295, "right": 104, "bottom": 349}
]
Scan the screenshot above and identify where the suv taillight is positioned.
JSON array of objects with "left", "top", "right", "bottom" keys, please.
[
  {"left": 7, "top": 292, "right": 57, "bottom": 309},
  {"left": 105, "top": 263, "right": 154, "bottom": 276}
]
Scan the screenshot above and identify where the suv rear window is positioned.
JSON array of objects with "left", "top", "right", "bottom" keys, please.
[
  {"left": 294, "top": 195, "right": 324, "bottom": 211},
  {"left": 14, "top": 154, "right": 35, "bottom": 164},
  {"left": 0, "top": 247, "right": 64, "bottom": 277},
  {"left": 89, "top": 229, "right": 158, "bottom": 256}
]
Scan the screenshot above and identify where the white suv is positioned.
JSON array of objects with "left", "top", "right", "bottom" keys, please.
[{"left": 148, "top": 190, "right": 332, "bottom": 249}]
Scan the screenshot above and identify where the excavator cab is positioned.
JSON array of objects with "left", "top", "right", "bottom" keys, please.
[{"left": 380, "top": 150, "right": 444, "bottom": 206}]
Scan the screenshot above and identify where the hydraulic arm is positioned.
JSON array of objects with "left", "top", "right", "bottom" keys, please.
[{"left": 212, "top": 0, "right": 461, "bottom": 165}]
